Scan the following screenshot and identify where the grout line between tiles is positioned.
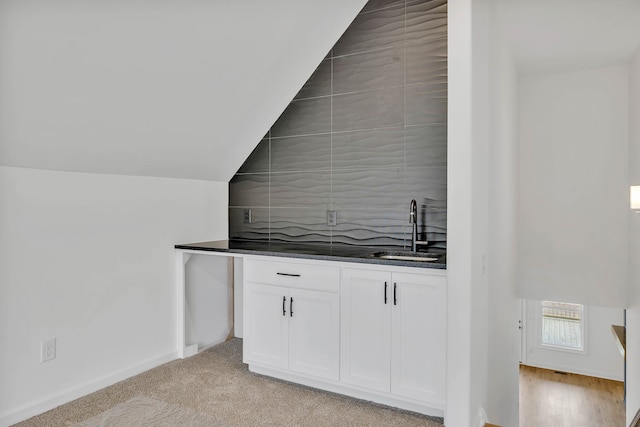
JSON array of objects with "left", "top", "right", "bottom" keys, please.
[
  {"left": 403, "top": 0, "right": 408, "bottom": 250},
  {"left": 292, "top": 79, "right": 446, "bottom": 104},
  {"left": 270, "top": 122, "right": 446, "bottom": 141},
  {"left": 330, "top": 48, "right": 334, "bottom": 245},
  {"left": 268, "top": 129, "right": 271, "bottom": 242}
]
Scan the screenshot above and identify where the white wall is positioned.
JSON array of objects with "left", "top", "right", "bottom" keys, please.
[
  {"left": 448, "top": 0, "right": 513, "bottom": 425},
  {"left": 523, "top": 300, "right": 624, "bottom": 381},
  {"left": 627, "top": 44, "right": 640, "bottom": 425},
  {"left": 469, "top": 0, "right": 491, "bottom": 425},
  {"left": 0, "top": 166, "right": 227, "bottom": 426},
  {"left": 486, "top": 1, "right": 521, "bottom": 425},
  {"left": 447, "top": 0, "right": 474, "bottom": 424},
  {"left": 518, "top": 65, "right": 629, "bottom": 308}
]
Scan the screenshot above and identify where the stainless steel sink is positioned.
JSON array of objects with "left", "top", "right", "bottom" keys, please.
[{"left": 369, "top": 251, "right": 441, "bottom": 262}]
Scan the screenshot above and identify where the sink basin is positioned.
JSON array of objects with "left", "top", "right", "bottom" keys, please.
[{"left": 369, "top": 251, "right": 441, "bottom": 262}]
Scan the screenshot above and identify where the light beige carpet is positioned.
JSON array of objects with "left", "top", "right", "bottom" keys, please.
[
  {"left": 74, "top": 396, "right": 231, "bottom": 427},
  {"left": 16, "top": 339, "right": 444, "bottom": 427}
]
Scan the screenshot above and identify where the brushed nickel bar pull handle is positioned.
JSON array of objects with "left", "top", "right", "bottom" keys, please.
[
  {"left": 290, "top": 297, "right": 294, "bottom": 317},
  {"left": 283, "top": 296, "right": 286, "bottom": 316},
  {"left": 393, "top": 283, "right": 397, "bottom": 306},
  {"left": 277, "top": 272, "right": 301, "bottom": 277},
  {"left": 384, "top": 282, "right": 388, "bottom": 305}
]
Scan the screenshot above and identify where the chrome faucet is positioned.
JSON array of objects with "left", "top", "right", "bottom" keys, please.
[
  {"left": 409, "top": 199, "right": 428, "bottom": 252},
  {"left": 409, "top": 199, "right": 418, "bottom": 252}
]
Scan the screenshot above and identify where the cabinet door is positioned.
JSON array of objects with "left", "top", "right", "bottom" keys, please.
[
  {"left": 340, "top": 268, "right": 392, "bottom": 392},
  {"left": 288, "top": 289, "right": 340, "bottom": 380},
  {"left": 243, "top": 282, "right": 289, "bottom": 369},
  {"left": 391, "top": 272, "right": 446, "bottom": 405}
]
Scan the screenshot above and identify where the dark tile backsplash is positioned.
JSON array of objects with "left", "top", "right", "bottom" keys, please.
[
  {"left": 270, "top": 208, "right": 332, "bottom": 244},
  {"left": 270, "top": 96, "right": 331, "bottom": 137},
  {"left": 293, "top": 59, "right": 332, "bottom": 100},
  {"left": 332, "top": 87, "right": 405, "bottom": 132},
  {"left": 229, "top": 0, "right": 447, "bottom": 250},
  {"left": 332, "top": 4, "right": 405, "bottom": 57},
  {"left": 332, "top": 46, "right": 404, "bottom": 94},
  {"left": 269, "top": 172, "right": 331, "bottom": 208},
  {"left": 332, "top": 127, "right": 405, "bottom": 169},
  {"left": 270, "top": 134, "right": 331, "bottom": 173}
]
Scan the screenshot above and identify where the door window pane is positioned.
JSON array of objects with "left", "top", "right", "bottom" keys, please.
[{"left": 541, "top": 301, "right": 584, "bottom": 350}]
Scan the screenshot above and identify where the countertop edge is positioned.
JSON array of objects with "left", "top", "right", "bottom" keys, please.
[{"left": 175, "top": 242, "right": 447, "bottom": 270}]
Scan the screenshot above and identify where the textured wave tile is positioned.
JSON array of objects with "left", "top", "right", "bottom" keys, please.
[
  {"left": 405, "top": 40, "right": 447, "bottom": 85},
  {"left": 270, "top": 208, "right": 331, "bottom": 244},
  {"left": 405, "top": 124, "right": 447, "bottom": 167},
  {"left": 394, "top": 207, "right": 447, "bottom": 249},
  {"left": 404, "top": 166, "right": 447, "bottom": 205},
  {"left": 332, "top": 168, "right": 405, "bottom": 208},
  {"left": 294, "top": 59, "right": 332, "bottom": 100},
  {"left": 270, "top": 171, "right": 331, "bottom": 207},
  {"left": 271, "top": 96, "right": 331, "bottom": 137},
  {"left": 333, "top": 87, "right": 404, "bottom": 132},
  {"left": 237, "top": 138, "right": 269, "bottom": 174},
  {"left": 271, "top": 134, "right": 331, "bottom": 173},
  {"left": 361, "top": 0, "right": 404, "bottom": 14},
  {"left": 424, "top": 208, "right": 447, "bottom": 232},
  {"left": 229, "top": 173, "right": 269, "bottom": 207},
  {"left": 333, "top": 4, "right": 404, "bottom": 57},
  {"left": 406, "top": 81, "right": 447, "bottom": 126},
  {"left": 228, "top": 0, "right": 449, "bottom": 250},
  {"left": 406, "top": 0, "right": 447, "bottom": 46},
  {"left": 229, "top": 208, "right": 270, "bottom": 241},
  {"left": 420, "top": 207, "right": 447, "bottom": 249},
  {"left": 331, "top": 208, "right": 406, "bottom": 247},
  {"left": 332, "top": 126, "right": 404, "bottom": 170},
  {"left": 333, "top": 46, "right": 404, "bottom": 95}
]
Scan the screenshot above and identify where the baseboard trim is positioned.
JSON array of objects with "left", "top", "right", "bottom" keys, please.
[
  {"left": 249, "top": 364, "right": 445, "bottom": 419},
  {"left": 0, "top": 351, "right": 178, "bottom": 427},
  {"left": 474, "top": 407, "right": 489, "bottom": 427}
]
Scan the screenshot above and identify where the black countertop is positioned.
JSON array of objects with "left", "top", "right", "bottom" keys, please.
[{"left": 174, "top": 240, "right": 446, "bottom": 270}]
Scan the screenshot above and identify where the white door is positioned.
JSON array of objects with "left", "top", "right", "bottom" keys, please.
[
  {"left": 522, "top": 299, "right": 624, "bottom": 380},
  {"left": 340, "top": 268, "right": 392, "bottom": 392},
  {"left": 288, "top": 288, "right": 340, "bottom": 380},
  {"left": 391, "top": 272, "right": 446, "bottom": 405},
  {"left": 243, "top": 282, "right": 289, "bottom": 369}
]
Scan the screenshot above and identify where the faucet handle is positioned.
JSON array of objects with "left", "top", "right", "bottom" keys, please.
[{"left": 409, "top": 199, "right": 417, "bottom": 223}]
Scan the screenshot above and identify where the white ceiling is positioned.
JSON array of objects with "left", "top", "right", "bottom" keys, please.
[
  {"left": 0, "top": 0, "right": 367, "bottom": 182},
  {"left": 496, "top": 0, "right": 640, "bottom": 75}
]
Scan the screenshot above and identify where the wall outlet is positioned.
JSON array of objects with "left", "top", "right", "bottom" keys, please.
[
  {"left": 41, "top": 338, "right": 56, "bottom": 363},
  {"left": 243, "top": 209, "right": 252, "bottom": 224},
  {"left": 327, "top": 210, "right": 337, "bottom": 227}
]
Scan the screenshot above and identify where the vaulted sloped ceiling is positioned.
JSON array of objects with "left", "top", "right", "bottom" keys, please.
[{"left": 0, "top": 0, "right": 367, "bottom": 182}]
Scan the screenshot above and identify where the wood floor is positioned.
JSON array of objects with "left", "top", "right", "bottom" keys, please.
[{"left": 519, "top": 365, "right": 625, "bottom": 427}]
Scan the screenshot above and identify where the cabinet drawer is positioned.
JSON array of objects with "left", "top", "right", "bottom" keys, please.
[{"left": 245, "top": 258, "right": 339, "bottom": 293}]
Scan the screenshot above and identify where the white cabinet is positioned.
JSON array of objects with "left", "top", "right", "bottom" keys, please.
[
  {"left": 244, "top": 282, "right": 289, "bottom": 369},
  {"left": 341, "top": 268, "right": 446, "bottom": 408},
  {"left": 243, "top": 258, "right": 340, "bottom": 381},
  {"left": 341, "top": 269, "right": 392, "bottom": 392},
  {"left": 288, "top": 288, "right": 339, "bottom": 379},
  {"left": 390, "top": 272, "right": 446, "bottom": 404},
  {"left": 242, "top": 256, "right": 446, "bottom": 417}
]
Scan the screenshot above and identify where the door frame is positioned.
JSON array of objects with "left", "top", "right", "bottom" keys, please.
[{"left": 520, "top": 298, "right": 527, "bottom": 365}]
